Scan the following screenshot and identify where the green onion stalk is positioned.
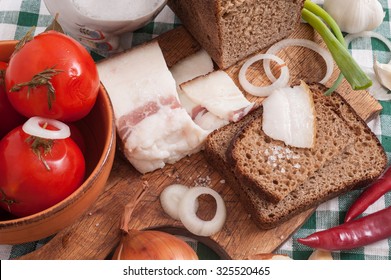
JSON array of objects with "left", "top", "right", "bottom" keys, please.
[{"left": 302, "top": 0, "right": 372, "bottom": 95}]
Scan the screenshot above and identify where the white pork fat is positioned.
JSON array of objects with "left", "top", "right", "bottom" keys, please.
[
  {"left": 97, "top": 41, "right": 208, "bottom": 173},
  {"left": 180, "top": 70, "right": 255, "bottom": 123},
  {"left": 169, "top": 49, "right": 229, "bottom": 131}
]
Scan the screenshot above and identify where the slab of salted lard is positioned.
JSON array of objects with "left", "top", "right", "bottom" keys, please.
[
  {"left": 169, "top": 49, "right": 213, "bottom": 118},
  {"left": 180, "top": 70, "right": 255, "bottom": 122},
  {"left": 170, "top": 49, "right": 214, "bottom": 87},
  {"left": 169, "top": 50, "right": 229, "bottom": 131},
  {"left": 262, "top": 81, "right": 316, "bottom": 148},
  {"left": 97, "top": 41, "right": 208, "bottom": 174}
]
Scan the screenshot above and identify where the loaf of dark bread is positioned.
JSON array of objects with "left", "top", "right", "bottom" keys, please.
[
  {"left": 203, "top": 83, "right": 387, "bottom": 229},
  {"left": 167, "top": 0, "right": 305, "bottom": 69}
]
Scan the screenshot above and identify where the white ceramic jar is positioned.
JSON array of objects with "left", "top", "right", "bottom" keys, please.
[{"left": 43, "top": 0, "right": 167, "bottom": 55}]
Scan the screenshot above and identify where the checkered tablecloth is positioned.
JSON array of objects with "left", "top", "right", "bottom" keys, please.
[{"left": 1, "top": 0, "right": 391, "bottom": 260}]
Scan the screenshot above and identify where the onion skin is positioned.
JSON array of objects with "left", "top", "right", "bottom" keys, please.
[{"left": 112, "top": 230, "right": 199, "bottom": 260}]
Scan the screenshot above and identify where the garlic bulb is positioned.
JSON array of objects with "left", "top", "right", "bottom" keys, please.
[
  {"left": 323, "top": 0, "right": 385, "bottom": 34},
  {"left": 373, "top": 59, "right": 391, "bottom": 91}
]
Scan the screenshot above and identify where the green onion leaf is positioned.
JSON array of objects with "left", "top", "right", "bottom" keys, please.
[
  {"left": 304, "top": 0, "right": 345, "bottom": 44},
  {"left": 303, "top": 0, "right": 346, "bottom": 95},
  {"left": 301, "top": 5, "right": 372, "bottom": 92}
]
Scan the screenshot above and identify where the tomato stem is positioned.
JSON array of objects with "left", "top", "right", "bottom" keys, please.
[
  {"left": 13, "top": 26, "right": 36, "bottom": 55},
  {"left": 45, "top": 13, "right": 65, "bottom": 34},
  {"left": 25, "top": 135, "right": 54, "bottom": 171},
  {"left": 0, "top": 189, "right": 17, "bottom": 213},
  {"left": 10, "top": 67, "right": 63, "bottom": 110}
]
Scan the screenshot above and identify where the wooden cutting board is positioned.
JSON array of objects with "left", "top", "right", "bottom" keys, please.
[{"left": 19, "top": 24, "right": 382, "bottom": 260}]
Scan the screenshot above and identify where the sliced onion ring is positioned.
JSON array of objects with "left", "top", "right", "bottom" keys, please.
[
  {"left": 160, "top": 184, "right": 199, "bottom": 220},
  {"left": 239, "top": 53, "right": 290, "bottom": 97},
  {"left": 264, "top": 38, "right": 334, "bottom": 85},
  {"left": 178, "top": 186, "right": 226, "bottom": 237},
  {"left": 22, "top": 116, "right": 71, "bottom": 139},
  {"left": 344, "top": 31, "right": 391, "bottom": 63}
]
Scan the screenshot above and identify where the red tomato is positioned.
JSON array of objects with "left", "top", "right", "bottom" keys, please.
[
  {"left": 0, "top": 124, "right": 86, "bottom": 217},
  {"left": 0, "top": 61, "right": 26, "bottom": 139},
  {"left": 67, "top": 123, "right": 86, "bottom": 155},
  {"left": 5, "top": 31, "right": 100, "bottom": 122}
]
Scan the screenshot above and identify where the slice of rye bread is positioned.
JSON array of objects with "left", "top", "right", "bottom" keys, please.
[
  {"left": 203, "top": 83, "right": 387, "bottom": 229},
  {"left": 228, "top": 87, "right": 354, "bottom": 203}
]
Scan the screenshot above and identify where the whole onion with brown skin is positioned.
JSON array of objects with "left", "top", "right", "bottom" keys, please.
[
  {"left": 113, "top": 229, "right": 198, "bottom": 260},
  {"left": 112, "top": 184, "right": 198, "bottom": 260}
]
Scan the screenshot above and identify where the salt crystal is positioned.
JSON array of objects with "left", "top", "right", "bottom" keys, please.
[
  {"left": 194, "top": 176, "right": 212, "bottom": 187},
  {"left": 269, "top": 155, "right": 277, "bottom": 162}
]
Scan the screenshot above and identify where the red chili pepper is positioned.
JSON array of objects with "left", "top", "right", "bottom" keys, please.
[
  {"left": 344, "top": 166, "right": 391, "bottom": 223},
  {"left": 298, "top": 206, "right": 391, "bottom": 251}
]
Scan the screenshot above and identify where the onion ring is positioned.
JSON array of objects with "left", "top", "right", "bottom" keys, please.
[
  {"left": 178, "top": 186, "right": 226, "bottom": 237},
  {"left": 160, "top": 184, "right": 199, "bottom": 220},
  {"left": 238, "top": 53, "right": 290, "bottom": 97},
  {"left": 22, "top": 116, "right": 71, "bottom": 139},
  {"left": 344, "top": 31, "right": 391, "bottom": 63},
  {"left": 264, "top": 38, "right": 334, "bottom": 85}
]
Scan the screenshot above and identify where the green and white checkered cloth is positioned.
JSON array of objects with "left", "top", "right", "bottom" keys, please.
[{"left": 0, "top": 0, "right": 390, "bottom": 260}]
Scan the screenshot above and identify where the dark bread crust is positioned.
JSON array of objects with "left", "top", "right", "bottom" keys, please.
[
  {"left": 203, "top": 83, "right": 387, "bottom": 229},
  {"left": 168, "top": 0, "right": 305, "bottom": 69}
]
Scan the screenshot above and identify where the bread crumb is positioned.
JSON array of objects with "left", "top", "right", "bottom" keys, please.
[{"left": 220, "top": 179, "right": 226, "bottom": 184}]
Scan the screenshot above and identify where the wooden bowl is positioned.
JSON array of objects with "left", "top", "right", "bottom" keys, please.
[{"left": 0, "top": 40, "right": 116, "bottom": 244}]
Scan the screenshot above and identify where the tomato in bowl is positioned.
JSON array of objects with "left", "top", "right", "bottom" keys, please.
[{"left": 0, "top": 40, "right": 116, "bottom": 244}]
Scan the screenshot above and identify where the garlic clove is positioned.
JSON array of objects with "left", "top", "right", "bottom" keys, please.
[
  {"left": 373, "top": 59, "right": 391, "bottom": 91},
  {"left": 247, "top": 253, "right": 293, "bottom": 260},
  {"left": 308, "top": 249, "right": 333, "bottom": 260}
]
